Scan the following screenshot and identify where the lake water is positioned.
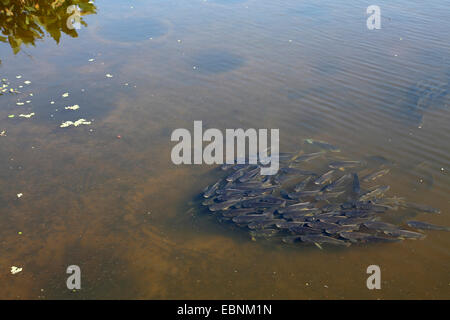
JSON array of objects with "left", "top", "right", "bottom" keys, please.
[{"left": 0, "top": 0, "right": 449, "bottom": 299}]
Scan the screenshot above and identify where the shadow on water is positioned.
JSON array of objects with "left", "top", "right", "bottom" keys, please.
[
  {"left": 190, "top": 49, "right": 245, "bottom": 74},
  {"left": 0, "top": 0, "right": 96, "bottom": 55}
]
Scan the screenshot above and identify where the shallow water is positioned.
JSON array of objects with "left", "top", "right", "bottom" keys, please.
[{"left": 0, "top": 0, "right": 449, "bottom": 299}]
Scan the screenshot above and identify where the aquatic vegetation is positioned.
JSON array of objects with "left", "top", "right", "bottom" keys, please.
[
  {"left": 60, "top": 119, "right": 91, "bottom": 128},
  {"left": 19, "top": 112, "right": 35, "bottom": 118},
  {"left": 196, "top": 142, "right": 447, "bottom": 248},
  {"left": 65, "top": 104, "right": 80, "bottom": 110}
]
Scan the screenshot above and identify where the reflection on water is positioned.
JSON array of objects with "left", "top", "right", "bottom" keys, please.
[
  {"left": 0, "top": 0, "right": 96, "bottom": 54},
  {"left": 0, "top": 0, "right": 449, "bottom": 299}
]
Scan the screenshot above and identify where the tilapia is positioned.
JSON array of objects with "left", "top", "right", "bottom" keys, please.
[
  {"left": 406, "top": 221, "right": 450, "bottom": 231},
  {"left": 304, "top": 139, "right": 340, "bottom": 152},
  {"left": 315, "top": 170, "right": 335, "bottom": 185},
  {"left": 329, "top": 161, "right": 364, "bottom": 169},
  {"left": 362, "top": 169, "right": 390, "bottom": 182},
  {"left": 359, "top": 185, "right": 390, "bottom": 201},
  {"left": 300, "top": 234, "right": 351, "bottom": 247},
  {"left": 294, "top": 151, "right": 325, "bottom": 162}
]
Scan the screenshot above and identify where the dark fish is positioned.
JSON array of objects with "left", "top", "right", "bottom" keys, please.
[
  {"left": 293, "top": 151, "right": 325, "bottom": 162},
  {"left": 282, "top": 235, "right": 303, "bottom": 244},
  {"left": 315, "top": 170, "right": 335, "bottom": 185},
  {"left": 250, "top": 229, "right": 279, "bottom": 238},
  {"left": 352, "top": 173, "right": 360, "bottom": 195},
  {"left": 329, "top": 161, "right": 363, "bottom": 169},
  {"left": 209, "top": 198, "right": 241, "bottom": 211},
  {"left": 315, "top": 191, "right": 345, "bottom": 201},
  {"left": 363, "top": 221, "right": 399, "bottom": 232},
  {"left": 221, "top": 208, "right": 259, "bottom": 217},
  {"left": 203, "top": 180, "right": 221, "bottom": 198},
  {"left": 402, "top": 202, "right": 441, "bottom": 214},
  {"left": 300, "top": 234, "right": 351, "bottom": 247},
  {"left": 275, "top": 221, "right": 307, "bottom": 229},
  {"left": 238, "top": 166, "right": 260, "bottom": 183},
  {"left": 362, "top": 169, "right": 390, "bottom": 182},
  {"left": 277, "top": 202, "right": 313, "bottom": 213},
  {"left": 233, "top": 214, "right": 273, "bottom": 224},
  {"left": 304, "top": 139, "right": 340, "bottom": 152},
  {"left": 248, "top": 219, "right": 285, "bottom": 229},
  {"left": 359, "top": 185, "right": 390, "bottom": 201},
  {"left": 339, "top": 231, "right": 374, "bottom": 242},
  {"left": 384, "top": 229, "right": 426, "bottom": 240},
  {"left": 325, "top": 224, "right": 359, "bottom": 234},
  {"left": 283, "top": 209, "right": 320, "bottom": 219},
  {"left": 323, "top": 173, "right": 352, "bottom": 191},
  {"left": 406, "top": 220, "right": 450, "bottom": 231},
  {"left": 241, "top": 196, "right": 286, "bottom": 208},
  {"left": 289, "top": 226, "right": 323, "bottom": 235},
  {"left": 294, "top": 176, "right": 314, "bottom": 192},
  {"left": 287, "top": 190, "right": 322, "bottom": 199},
  {"left": 226, "top": 167, "right": 247, "bottom": 182}
]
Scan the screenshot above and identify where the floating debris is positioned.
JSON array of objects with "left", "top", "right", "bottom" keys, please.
[
  {"left": 11, "top": 266, "right": 22, "bottom": 275},
  {"left": 0, "top": 130, "right": 6, "bottom": 136},
  {"left": 106, "top": 74, "right": 113, "bottom": 78},
  {"left": 196, "top": 144, "right": 442, "bottom": 248},
  {"left": 8, "top": 115, "right": 15, "bottom": 118},
  {"left": 88, "top": 58, "right": 95, "bottom": 62},
  {"left": 62, "top": 92, "right": 69, "bottom": 98},
  {"left": 65, "top": 104, "right": 80, "bottom": 110},
  {"left": 60, "top": 119, "right": 92, "bottom": 128},
  {"left": 19, "top": 113, "right": 35, "bottom": 118},
  {"left": 16, "top": 102, "right": 25, "bottom": 106},
  {"left": 24, "top": 80, "right": 31, "bottom": 85},
  {"left": 17, "top": 193, "right": 23, "bottom": 198}
]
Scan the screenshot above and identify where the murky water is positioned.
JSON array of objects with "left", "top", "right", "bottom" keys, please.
[{"left": 0, "top": 0, "right": 449, "bottom": 299}]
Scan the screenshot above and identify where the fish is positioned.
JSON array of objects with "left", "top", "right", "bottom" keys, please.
[
  {"left": 294, "top": 176, "right": 314, "bottom": 192},
  {"left": 406, "top": 221, "right": 450, "bottom": 231},
  {"left": 362, "top": 221, "right": 399, "bottom": 232},
  {"left": 323, "top": 173, "right": 352, "bottom": 191},
  {"left": 250, "top": 229, "right": 279, "bottom": 238},
  {"left": 277, "top": 202, "right": 312, "bottom": 213},
  {"left": 315, "top": 191, "right": 345, "bottom": 201},
  {"left": 241, "top": 196, "right": 286, "bottom": 208},
  {"left": 304, "top": 139, "right": 340, "bottom": 152},
  {"left": 282, "top": 209, "right": 320, "bottom": 219},
  {"left": 221, "top": 208, "right": 259, "bottom": 217},
  {"left": 384, "top": 229, "right": 426, "bottom": 240},
  {"left": 238, "top": 166, "right": 260, "bottom": 183},
  {"left": 315, "top": 170, "right": 335, "bottom": 185},
  {"left": 287, "top": 190, "right": 322, "bottom": 199},
  {"left": 233, "top": 214, "right": 273, "bottom": 224},
  {"left": 293, "top": 151, "right": 325, "bottom": 162},
  {"left": 339, "top": 231, "right": 374, "bottom": 242},
  {"left": 300, "top": 234, "right": 351, "bottom": 247},
  {"left": 248, "top": 219, "right": 285, "bottom": 229},
  {"left": 329, "top": 161, "right": 364, "bottom": 169},
  {"left": 359, "top": 185, "right": 390, "bottom": 201},
  {"left": 288, "top": 226, "right": 323, "bottom": 235},
  {"left": 275, "top": 221, "right": 307, "bottom": 229},
  {"left": 203, "top": 180, "right": 221, "bottom": 198},
  {"left": 226, "top": 167, "right": 247, "bottom": 182},
  {"left": 402, "top": 202, "right": 441, "bottom": 214},
  {"left": 209, "top": 198, "right": 242, "bottom": 211},
  {"left": 362, "top": 169, "right": 390, "bottom": 182},
  {"left": 352, "top": 173, "right": 360, "bottom": 195}
]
